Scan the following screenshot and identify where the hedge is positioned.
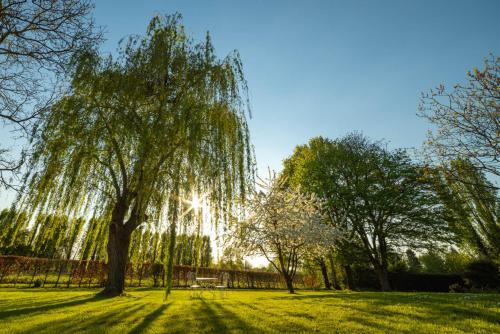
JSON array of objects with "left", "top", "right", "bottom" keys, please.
[{"left": 0, "top": 255, "right": 309, "bottom": 289}]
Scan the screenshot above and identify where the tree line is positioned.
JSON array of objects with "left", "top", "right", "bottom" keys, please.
[
  {"left": 0, "top": 209, "right": 212, "bottom": 269},
  {"left": 231, "top": 55, "right": 499, "bottom": 293}
]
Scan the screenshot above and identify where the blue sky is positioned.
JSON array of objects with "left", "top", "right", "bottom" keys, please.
[
  {"left": 1, "top": 0, "right": 499, "bottom": 208},
  {"left": 92, "top": 0, "right": 500, "bottom": 175}
]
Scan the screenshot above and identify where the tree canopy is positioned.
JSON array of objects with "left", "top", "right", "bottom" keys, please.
[
  {"left": 19, "top": 14, "right": 254, "bottom": 294},
  {"left": 429, "top": 160, "right": 500, "bottom": 263},
  {"left": 283, "top": 133, "right": 450, "bottom": 291},
  {"left": 419, "top": 54, "right": 500, "bottom": 183}
]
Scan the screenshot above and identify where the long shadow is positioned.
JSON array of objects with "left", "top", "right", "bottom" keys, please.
[
  {"left": 266, "top": 291, "right": 500, "bottom": 332},
  {"left": 0, "top": 295, "right": 86, "bottom": 310},
  {"left": 327, "top": 293, "right": 500, "bottom": 332},
  {"left": 128, "top": 302, "right": 172, "bottom": 334},
  {"left": 0, "top": 294, "right": 106, "bottom": 319},
  {"left": 23, "top": 302, "right": 148, "bottom": 333},
  {"left": 268, "top": 291, "right": 350, "bottom": 302},
  {"left": 210, "top": 300, "right": 274, "bottom": 333},
  {"left": 198, "top": 299, "right": 229, "bottom": 333}
]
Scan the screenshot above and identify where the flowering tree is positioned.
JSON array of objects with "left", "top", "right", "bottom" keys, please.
[
  {"left": 236, "top": 174, "right": 341, "bottom": 293},
  {"left": 419, "top": 54, "right": 499, "bottom": 182}
]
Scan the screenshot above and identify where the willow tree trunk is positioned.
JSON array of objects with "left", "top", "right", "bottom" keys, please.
[{"left": 104, "top": 222, "right": 132, "bottom": 295}]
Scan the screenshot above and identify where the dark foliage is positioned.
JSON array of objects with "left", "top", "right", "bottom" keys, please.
[
  {"left": 464, "top": 259, "right": 500, "bottom": 290},
  {"left": 351, "top": 267, "right": 464, "bottom": 292}
]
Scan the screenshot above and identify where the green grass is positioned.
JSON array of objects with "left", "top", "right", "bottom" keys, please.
[{"left": 0, "top": 288, "right": 498, "bottom": 333}]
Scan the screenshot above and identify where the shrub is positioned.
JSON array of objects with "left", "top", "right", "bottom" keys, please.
[
  {"left": 463, "top": 259, "right": 500, "bottom": 290},
  {"left": 389, "top": 272, "right": 463, "bottom": 292},
  {"left": 449, "top": 283, "right": 468, "bottom": 293},
  {"left": 33, "top": 279, "right": 43, "bottom": 288},
  {"left": 151, "top": 262, "right": 163, "bottom": 287}
]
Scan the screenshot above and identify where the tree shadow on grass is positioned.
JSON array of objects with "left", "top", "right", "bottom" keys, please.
[
  {"left": 198, "top": 299, "right": 229, "bottom": 333},
  {"left": 128, "top": 302, "right": 173, "bottom": 334},
  {"left": 22, "top": 302, "right": 148, "bottom": 334},
  {"left": 210, "top": 301, "right": 263, "bottom": 333},
  {"left": 196, "top": 298, "right": 312, "bottom": 333},
  {"left": 191, "top": 298, "right": 262, "bottom": 334},
  {"left": 0, "top": 294, "right": 106, "bottom": 319},
  {"left": 0, "top": 295, "right": 89, "bottom": 311},
  {"left": 267, "top": 292, "right": 500, "bottom": 332}
]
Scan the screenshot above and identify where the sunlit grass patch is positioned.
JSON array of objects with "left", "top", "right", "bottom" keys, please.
[{"left": 0, "top": 288, "right": 498, "bottom": 333}]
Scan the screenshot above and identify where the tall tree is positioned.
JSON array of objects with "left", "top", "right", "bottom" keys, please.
[
  {"left": 283, "top": 134, "right": 449, "bottom": 291},
  {"left": 429, "top": 160, "right": 500, "bottom": 263},
  {"left": 0, "top": 0, "right": 102, "bottom": 188},
  {"left": 21, "top": 14, "right": 254, "bottom": 295},
  {"left": 419, "top": 54, "right": 500, "bottom": 184}
]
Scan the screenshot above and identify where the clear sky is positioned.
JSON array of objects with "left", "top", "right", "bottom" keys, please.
[
  {"left": 92, "top": 0, "right": 500, "bottom": 176},
  {"left": 1, "top": 0, "right": 499, "bottom": 206}
]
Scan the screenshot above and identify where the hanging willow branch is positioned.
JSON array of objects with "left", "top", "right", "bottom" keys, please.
[{"left": 19, "top": 13, "right": 255, "bottom": 294}]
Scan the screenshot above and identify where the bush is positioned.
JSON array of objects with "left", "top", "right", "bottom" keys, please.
[
  {"left": 352, "top": 267, "right": 379, "bottom": 290},
  {"left": 389, "top": 272, "right": 463, "bottom": 292},
  {"left": 449, "top": 283, "right": 468, "bottom": 293},
  {"left": 463, "top": 259, "right": 500, "bottom": 290},
  {"left": 33, "top": 279, "right": 43, "bottom": 288},
  {"left": 351, "top": 267, "right": 465, "bottom": 292},
  {"left": 151, "top": 262, "right": 163, "bottom": 287}
]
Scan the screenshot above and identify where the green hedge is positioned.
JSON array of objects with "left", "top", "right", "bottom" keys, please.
[
  {"left": 389, "top": 272, "right": 463, "bottom": 292},
  {"left": 352, "top": 268, "right": 464, "bottom": 292}
]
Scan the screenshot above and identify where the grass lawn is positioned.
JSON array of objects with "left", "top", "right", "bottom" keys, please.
[{"left": 0, "top": 288, "right": 498, "bottom": 334}]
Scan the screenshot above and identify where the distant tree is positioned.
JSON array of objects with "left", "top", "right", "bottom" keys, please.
[
  {"left": 0, "top": 208, "right": 29, "bottom": 249},
  {"left": 79, "top": 217, "right": 108, "bottom": 261},
  {"left": 0, "top": 207, "right": 31, "bottom": 255},
  {"left": 419, "top": 54, "right": 500, "bottom": 183},
  {"left": 443, "top": 248, "right": 471, "bottom": 274},
  {"left": 419, "top": 250, "right": 446, "bottom": 273},
  {"left": 283, "top": 134, "right": 450, "bottom": 291},
  {"left": 236, "top": 174, "right": 340, "bottom": 293},
  {"left": 219, "top": 245, "right": 246, "bottom": 270},
  {"left": 405, "top": 249, "right": 422, "bottom": 272},
  {"left": 0, "top": 0, "right": 102, "bottom": 188},
  {"left": 151, "top": 262, "right": 163, "bottom": 287},
  {"left": 429, "top": 160, "right": 500, "bottom": 263},
  {"left": 21, "top": 14, "right": 253, "bottom": 295}
]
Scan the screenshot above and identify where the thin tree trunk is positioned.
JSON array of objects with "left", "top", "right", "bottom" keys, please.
[
  {"left": 42, "top": 261, "right": 51, "bottom": 287},
  {"left": 29, "top": 263, "right": 39, "bottom": 287},
  {"left": 284, "top": 274, "right": 295, "bottom": 294},
  {"left": 327, "top": 254, "right": 341, "bottom": 290},
  {"left": 54, "top": 260, "right": 64, "bottom": 287},
  {"left": 343, "top": 265, "right": 355, "bottom": 290},
  {"left": 318, "top": 257, "right": 331, "bottom": 290},
  {"left": 375, "top": 265, "right": 391, "bottom": 292}
]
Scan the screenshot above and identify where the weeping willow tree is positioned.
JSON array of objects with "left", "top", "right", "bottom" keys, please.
[
  {"left": 21, "top": 14, "right": 254, "bottom": 295},
  {"left": 429, "top": 160, "right": 500, "bottom": 263}
]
